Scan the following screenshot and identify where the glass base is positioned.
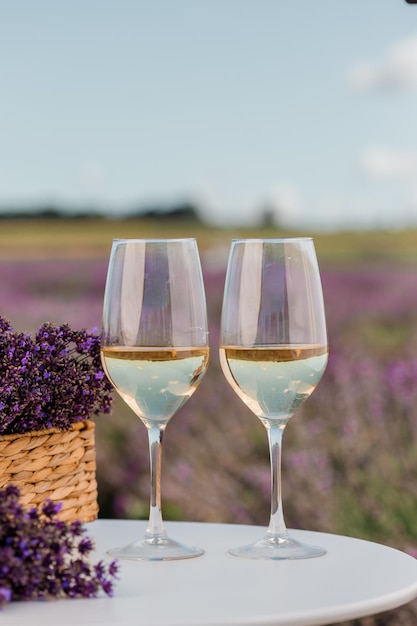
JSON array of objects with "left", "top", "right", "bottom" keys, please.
[
  {"left": 106, "top": 533, "right": 205, "bottom": 561},
  {"left": 228, "top": 532, "right": 327, "bottom": 560}
]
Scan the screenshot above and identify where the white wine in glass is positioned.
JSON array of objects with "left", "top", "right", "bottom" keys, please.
[
  {"left": 220, "top": 238, "right": 328, "bottom": 560},
  {"left": 101, "top": 238, "right": 210, "bottom": 560}
]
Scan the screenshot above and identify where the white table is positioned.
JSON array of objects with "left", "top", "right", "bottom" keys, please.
[{"left": 4, "top": 520, "right": 417, "bottom": 626}]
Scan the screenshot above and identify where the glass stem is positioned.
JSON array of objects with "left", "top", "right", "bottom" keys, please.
[
  {"left": 266, "top": 422, "right": 288, "bottom": 537},
  {"left": 145, "top": 425, "right": 167, "bottom": 538}
]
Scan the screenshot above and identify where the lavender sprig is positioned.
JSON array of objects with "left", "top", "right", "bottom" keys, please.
[
  {"left": 0, "top": 485, "right": 118, "bottom": 607},
  {"left": 0, "top": 316, "right": 113, "bottom": 434}
]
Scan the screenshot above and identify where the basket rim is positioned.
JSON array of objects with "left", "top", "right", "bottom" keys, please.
[{"left": 0, "top": 419, "right": 95, "bottom": 441}]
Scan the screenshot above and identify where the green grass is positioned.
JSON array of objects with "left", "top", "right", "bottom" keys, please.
[{"left": 2, "top": 216, "right": 417, "bottom": 264}]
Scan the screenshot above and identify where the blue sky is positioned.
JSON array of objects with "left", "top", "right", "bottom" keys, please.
[{"left": 1, "top": 0, "right": 417, "bottom": 230}]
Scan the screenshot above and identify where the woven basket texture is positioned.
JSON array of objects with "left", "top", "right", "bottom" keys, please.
[{"left": 0, "top": 419, "right": 98, "bottom": 523}]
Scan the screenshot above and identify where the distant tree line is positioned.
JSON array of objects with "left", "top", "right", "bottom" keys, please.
[
  {"left": 0, "top": 200, "right": 282, "bottom": 227},
  {"left": 0, "top": 201, "right": 203, "bottom": 223}
]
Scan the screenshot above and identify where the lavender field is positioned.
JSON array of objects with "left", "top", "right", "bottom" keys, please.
[{"left": 1, "top": 223, "right": 417, "bottom": 625}]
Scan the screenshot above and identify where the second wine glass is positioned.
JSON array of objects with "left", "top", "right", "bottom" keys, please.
[
  {"left": 101, "top": 238, "right": 210, "bottom": 560},
  {"left": 219, "top": 238, "right": 328, "bottom": 560}
]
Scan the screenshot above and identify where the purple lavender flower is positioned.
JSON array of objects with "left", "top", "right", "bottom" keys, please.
[
  {"left": 0, "top": 316, "right": 113, "bottom": 434},
  {"left": 0, "top": 587, "right": 11, "bottom": 607},
  {"left": 0, "top": 485, "right": 118, "bottom": 607}
]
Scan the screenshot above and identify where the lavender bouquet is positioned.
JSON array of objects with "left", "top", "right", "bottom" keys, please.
[
  {"left": 0, "top": 315, "right": 113, "bottom": 435},
  {"left": 0, "top": 318, "right": 118, "bottom": 607},
  {"left": 0, "top": 484, "right": 118, "bottom": 607}
]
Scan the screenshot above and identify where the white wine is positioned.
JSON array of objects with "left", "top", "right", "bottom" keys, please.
[
  {"left": 101, "top": 346, "right": 210, "bottom": 427},
  {"left": 219, "top": 345, "right": 328, "bottom": 422}
]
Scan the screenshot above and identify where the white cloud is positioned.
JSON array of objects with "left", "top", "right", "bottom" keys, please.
[
  {"left": 80, "top": 161, "right": 104, "bottom": 193},
  {"left": 359, "top": 146, "right": 417, "bottom": 180},
  {"left": 348, "top": 33, "right": 417, "bottom": 91},
  {"left": 266, "top": 183, "right": 303, "bottom": 226},
  {"left": 410, "top": 185, "right": 417, "bottom": 208}
]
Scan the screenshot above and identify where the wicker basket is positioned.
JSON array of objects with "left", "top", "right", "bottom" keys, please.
[{"left": 0, "top": 420, "right": 98, "bottom": 523}]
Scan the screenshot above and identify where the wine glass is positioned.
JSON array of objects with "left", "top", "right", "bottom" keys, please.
[
  {"left": 101, "top": 238, "right": 210, "bottom": 560},
  {"left": 219, "top": 238, "right": 328, "bottom": 560}
]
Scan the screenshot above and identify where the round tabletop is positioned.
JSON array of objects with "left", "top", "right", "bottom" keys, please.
[{"left": 5, "top": 520, "right": 417, "bottom": 626}]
